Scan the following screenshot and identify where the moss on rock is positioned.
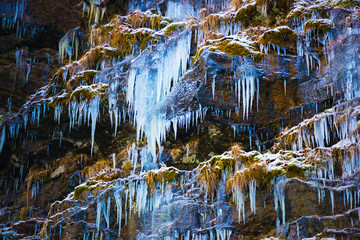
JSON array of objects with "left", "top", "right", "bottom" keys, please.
[
  {"left": 146, "top": 167, "right": 180, "bottom": 190},
  {"left": 163, "top": 22, "right": 187, "bottom": 35},
  {"left": 235, "top": 1, "right": 258, "bottom": 25},
  {"left": 259, "top": 26, "right": 298, "bottom": 46},
  {"left": 195, "top": 36, "right": 263, "bottom": 61},
  {"left": 303, "top": 19, "right": 334, "bottom": 32},
  {"left": 66, "top": 70, "right": 99, "bottom": 91},
  {"left": 285, "top": 164, "right": 307, "bottom": 178},
  {"left": 69, "top": 83, "right": 108, "bottom": 102}
]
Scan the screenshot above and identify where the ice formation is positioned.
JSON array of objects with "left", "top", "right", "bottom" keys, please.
[
  {"left": 126, "top": 30, "right": 192, "bottom": 159},
  {"left": 0, "top": 128, "right": 6, "bottom": 153},
  {"left": 1, "top": 0, "right": 27, "bottom": 36},
  {"left": 274, "top": 177, "right": 286, "bottom": 227},
  {"left": 67, "top": 86, "right": 104, "bottom": 155},
  {"left": 94, "top": 170, "right": 176, "bottom": 235},
  {"left": 234, "top": 61, "right": 259, "bottom": 119},
  {"left": 232, "top": 182, "right": 246, "bottom": 223},
  {"left": 15, "top": 48, "right": 31, "bottom": 84},
  {"left": 59, "top": 28, "right": 80, "bottom": 63},
  {"left": 327, "top": 27, "right": 360, "bottom": 101},
  {"left": 279, "top": 100, "right": 360, "bottom": 151},
  {"left": 165, "top": 0, "right": 196, "bottom": 21},
  {"left": 83, "top": 0, "right": 106, "bottom": 26},
  {"left": 1, "top": 0, "right": 360, "bottom": 239}
]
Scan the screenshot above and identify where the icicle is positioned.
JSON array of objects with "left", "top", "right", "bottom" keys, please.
[
  {"left": 108, "top": 93, "right": 119, "bottom": 137},
  {"left": 330, "top": 190, "right": 334, "bottom": 213},
  {"left": 296, "top": 222, "right": 300, "bottom": 238},
  {"left": 2, "top": 0, "right": 28, "bottom": 37},
  {"left": 54, "top": 104, "right": 62, "bottom": 125},
  {"left": 249, "top": 179, "right": 256, "bottom": 213},
  {"left": 112, "top": 153, "right": 116, "bottom": 169},
  {"left": 0, "top": 128, "right": 5, "bottom": 153},
  {"left": 96, "top": 197, "right": 102, "bottom": 231},
  {"left": 127, "top": 143, "right": 138, "bottom": 172},
  {"left": 25, "top": 63, "right": 31, "bottom": 83},
  {"left": 83, "top": 0, "right": 106, "bottom": 26},
  {"left": 114, "top": 188, "right": 123, "bottom": 234},
  {"left": 212, "top": 74, "right": 216, "bottom": 99},
  {"left": 105, "top": 195, "right": 111, "bottom": 228},
  {"left": 186, "top": 144, "right": 190, "bottom": 158},
  {"left": 136, "top": 180, "right": 148, "bottom": 217},
  {"left": 232, "top": 185, "right": 246, "bottom": 223},
  {"left": 88, "top": 96, "right": 101, "bottom": 155},
  {"left": 59, "top": 131, "right": 63, "bottom": 148},
  {"left": 274, "top": 177, "right": 286, "bottom": 226}
]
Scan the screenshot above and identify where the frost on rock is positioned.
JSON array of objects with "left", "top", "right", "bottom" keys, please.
[{"left": 198, "top": 34, "right": 262, "bottom": 60}]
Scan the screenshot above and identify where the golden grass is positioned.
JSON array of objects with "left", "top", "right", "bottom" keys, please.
[
  {"left": 226, "top": 163, "right": 267, "bottom": 193},
  {"left": 231, "top": 145, "right": 244, "bottom": 158},
  {"left": 199, "top": 163, "right": 220, "bottom": 195}
]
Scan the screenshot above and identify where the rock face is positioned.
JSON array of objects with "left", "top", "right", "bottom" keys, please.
[
  {"left": 0, "top": 0, "right": 360, "bottom": 239},
  {"left": 0, "top": 0, "right": 84, "bottom": 113}
]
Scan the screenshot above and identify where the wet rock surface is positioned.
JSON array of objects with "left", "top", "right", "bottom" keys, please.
[{"left": 0, "top": 0, "right": 360, "bottom": 239}]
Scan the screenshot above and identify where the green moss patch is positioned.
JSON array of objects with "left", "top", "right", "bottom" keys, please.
[
  {"left": 195, "top": 36, "right": 263, "bottom": 61},
  {"left": 69, "top": 83, "right": 108, "bottom": 102},
  {"left": 285, "top": 164, "right": 307, "bottom": 178},
  {"left": 163, "top": 22, "right": 187, "bottom": 35},
  {"left": 235, "top": 2, "right": 257, "bottom": 25},
  {"left": 146, "top": 167, "right": 180, "bottom": 190},
  {"left": 303, "top": 19, "right": 334, "bottom": 32},
  {"left": 259, "top": 26, "right": 298, "bottom": 45},
  {"left": 66, "top": 70, "right": 99, "bottom": 91}
]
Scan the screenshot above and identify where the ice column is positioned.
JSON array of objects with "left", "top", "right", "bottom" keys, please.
[{"left": 126, "top": 31, "right": 191, "bottom": 159}]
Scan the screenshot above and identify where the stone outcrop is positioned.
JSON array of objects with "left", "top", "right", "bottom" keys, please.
[{"left": 0, "top": 0, "right": 359, "bottom": 239}]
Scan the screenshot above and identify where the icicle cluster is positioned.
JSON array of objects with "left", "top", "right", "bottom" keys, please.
[
  {"left": 15, "top": 48, "right": 31, "bottom": 84},
  {"left": 83, "top": 0, "right": 106, "bottom": 26},
  {"left": 234, "top": 61, "right": 259, "bottom": 119},
  {"left": 165, "top": 0, "right": 195, "bottom": 21},
  {"left": 94, "top": 175, "right": 175, "bottom": 236},
  {"left": 126, "top": 31, "right": 193, "bottom": 159},
  {"left": 68, "top": 94, "right": 102, "bottom": 155},
  {"left": 59, "top": 28, "right": 80, "bottom": 63},
  {"left": 1, "top": 0, "right": 27, "bottom": 37},
  {"left": 280, "top": 101, "right": 360, "bottom": 151}
]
